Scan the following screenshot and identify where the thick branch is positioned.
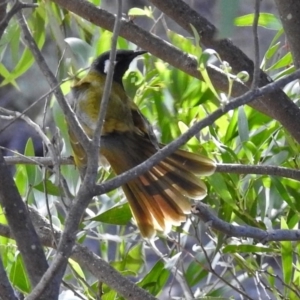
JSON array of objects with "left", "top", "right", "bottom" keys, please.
[
  {"left": 192, "top": 202, "right": 300, "bottom": 242},
  {"left": 92, "top": 68, "right": 300, "bottom": 196},
  {"left": 3, "top": 208, "right": 158, "bottom": 300},
  {"left": 274, "top": 1, "right": 300, "bottom": 69},
  {"left": 0, "top": 153, "right": 57, "bottom": 297},
  {"left": 149, "top": 0, "right": 300, "bottom": 144},
  {"left": 17, "top": 10, "right": 92, "bottom": 297},
  {"left": 49, "top": 0, "right": 300, "bottom": 144}
]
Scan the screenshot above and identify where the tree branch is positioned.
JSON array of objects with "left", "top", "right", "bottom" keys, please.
[
  {"left": 92, "top": 68, "right": 300, "bottom": 196},
  {"left": 0, "top": 208, "right": 158, "bottom": 300},
  {"left": 274, "top": 1, "right": 300, "bottom": 69},
  {"left": 251, "top": 0, "right": 261, "bottom": 89},
  {"left": 4, "top": 155, "right": 73, "bottom": 166},
  {"left": 48, "top": 0, "right": 300, "bottom": 144},
  {"left": 4, "top": 156, "right": 300, "bottom": 182},
  {"left": 16, "top": 9, "right": 90, "bottom": 157},
  {"left": 0, "top": 0, "right": 37, "bottom": 40},
  {"left": 0, "top": 152, "right": 58, "bottom": 298},
  {"left": 216, "top": 163, "right": 300, "bottom": 181},
  {"left": 17, "top": 9, "right": 94, "bottom": 296},
  {"left": 192, "top": 202, "right": 300, "bottom": 242},
  {"left": 87, "top": 0, "right": 123, "bottom": 182},
  {"left": 149, "top": 0, "right": 300, "bottom": 144}
]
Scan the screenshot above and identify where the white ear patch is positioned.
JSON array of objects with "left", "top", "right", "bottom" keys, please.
[{"left": 104, "top": 59, "right": 113, "bottom": 74}]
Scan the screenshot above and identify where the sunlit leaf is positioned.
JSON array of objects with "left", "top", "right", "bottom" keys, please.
[
  {"left": 138, "top": 260, "right": 170, "bottom": 296},
  {"left": 234, "top": 13, "right": 282, "bottom": 30},
  {"left": 9, "top": 252, "right": 31, "bottom": 293},
  {"left": 90, "top": 203, "right": 132, "bottom": 225}
]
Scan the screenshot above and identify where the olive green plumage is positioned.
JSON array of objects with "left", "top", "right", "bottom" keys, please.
[{"left": 69, "top": 50, "right": 216, "bottom": 238}]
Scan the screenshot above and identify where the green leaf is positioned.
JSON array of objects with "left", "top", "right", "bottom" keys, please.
[
  {"left": 24, "top": 138, "right": 37, "bottom": 186},
  {"left": 168, "top": 29, "right": 201, "bottom": 56},
  {"left": 223, "top": 244, "right": 275, "bottom": 254},
  {"left": 1, "top": 8, "right": 46, "bottom": 86},
  {"left": 224, "top": 110, "right": 238, "bottom": 143},
  {"left": 185, "top": 260, "right": 208, "bottom": 287},
  {"left": 138, "top": 260, "right": 170, "bottom": 296},
  {"left": 273, "top": 65, "right": 295, "bottom": 81},
  {"left": 111, "top": 243, "right": 144, "bottom": 275},
  {"left": 9, "top": 25, "right": 21, "bottom": 64},
  {"left": 9, "top": 252, "right": 31, "bottom": 293},
  {"left": 33, "top": 180, "right": 62, "bottom": 196},
  {"left": 90, "top": 203, "right": 132, "bottom": 225},
  {"left": 234, "top": 13, "right": 282, "bottom": 30},
  {"left": 65, "top": 37, "right": 92, "bottom": 67},
  {"left": 94, "top": 31, "right": 113, "bottom": 57},
  {"left": 126, "top": 243, "right": 144, "bottom": 272},
  {"left": 128, "top": 7, "right": 153, "bottom": 18},
  {"left": 261, "top": 29, "right": 284, "bottom": 70},
  {"left": 68, "top": 258, "right": 86, "bottom": 280},
  {"left": 14, "top": 165, "right": 28, "bottom": 197},
  {"left": 263, "top": 151, "right": 289, "bottom": 166},
  {"left": 209, "top": 173, "right": 233, "bottom": 203},
  {"left": 238, "top": 106, "right": 249, "bottom": 143},
  {"left": 101, "top": 290, "right": 117, "bottom": 300},
  {"left": 265, "top": 42, "right": 281, "bottom": 60},
  {"left": 272, "top": 176, "right": 295, "bottom": 210},
  {"left": 0, "top": 63, "right": 18, "bottom": 88},
  {"left": 268, "top": 52, "right": 293, "bottom": 70},
  {"left": 199, "top": 50, "right": 221, "bottom": 101}
]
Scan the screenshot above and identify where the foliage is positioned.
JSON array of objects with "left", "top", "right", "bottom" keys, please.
[{"left": 0, "top": 0, "right": 300, "bottom": 299}]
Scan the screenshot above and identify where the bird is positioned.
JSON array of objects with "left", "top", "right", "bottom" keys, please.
[{"left": 69, "top": 49, "right": 216, "bottom": 238}]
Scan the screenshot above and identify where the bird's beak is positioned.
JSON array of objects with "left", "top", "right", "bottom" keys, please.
[{"left": 133, "top": 50, "right": 147, "bottom": 57}]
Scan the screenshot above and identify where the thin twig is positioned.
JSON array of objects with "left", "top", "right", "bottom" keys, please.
[
  {"left": 3, "top": 155, "right": 72, "bottom": 166},
  {"left": 92, "top": 68, "right": 300, "bottom": 196},
  {"left": 16, "top": 9, "right": 90, "bottom": 154},
  {"left": 216, "top": 163, "right": 300, "bottom": 181},
  {"left": 192, "top": 202, "right": 300, "bottom": 242},
  {"left": 0, "top": 80, "right": 69, "bottom": 136},
  {"left": 0, "top": 0, "right": 37, "bottom": 40},
  {"left": 47, "top": 0, "right": 300, "bottom": 144},
  {"left": 17, "top": 10, "right": 87, "bottom": 296},
  {"left": 25, "top": 253, "right": 66, "bottom": 300},
  {"left": 0, "top": 212, "right": 157, "bottom": 300},
  {"left": 4, "top": 155, "right": 300, "bottom": 182},
  {"left": 251, "top": 0, "right": 261, "bottom": 89},
  {"left": 191, "top": 221, "right": 255, "bottom": 300},
  {"left": 89, "top": 0, "right": 123, "bottom": 181},
  {"left": 0, "top": 108, "right": 60, "bottom": 175},
  {"left": 18, "top": 2, "right": 128, "bottom": 298},
  {"left": 147, "top": 240, "right": 194, "bottom": 299}
]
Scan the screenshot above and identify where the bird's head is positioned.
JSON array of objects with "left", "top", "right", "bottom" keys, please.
[{"left": 91, "top": 49, "right": 147, "bottom": 87}]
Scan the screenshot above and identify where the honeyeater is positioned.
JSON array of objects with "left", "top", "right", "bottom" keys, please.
[{"left": 69, "top": 49, "right": 216, "bottom": 238}]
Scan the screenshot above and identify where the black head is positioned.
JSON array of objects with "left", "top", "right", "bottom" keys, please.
[{"left": 91, "top": 49, "right": 147, "bottom": 87}]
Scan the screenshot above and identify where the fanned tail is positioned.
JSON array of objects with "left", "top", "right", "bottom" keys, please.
[{"left": 101, "top": 132, "right": 216, "bottom": 238}]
